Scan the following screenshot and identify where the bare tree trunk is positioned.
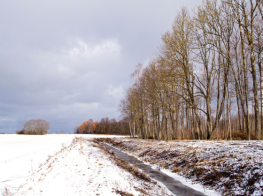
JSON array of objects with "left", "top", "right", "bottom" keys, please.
[
  {"left": 226, "top": 84, "right": 232, "bottom": 140},
  {"left": 216, "top": 63, "right": 221, "bottom": 140},
  {"left": 190, "top": 105, "right": 194, "bottom": 139},
  {"left": 165, "top": 112, "right": 169, "bottom": 141},
  {"left": 129, "top": 122, "right": 132, "bottom": 137},
  {"left": 236, "top": 4, "right": 250, "bottom": 140},
  {"left": 181, "top": 105, "right": 185, "bottom": 140},
  {"left": 157, "top": 112, "right": 160, "bottom": 140},
  {"left": 175, "top": 103, "right": 179, "bottom": 139},
  {"left": 261, "top": 56, "right": 263, "bottom": 139},
  {"left": 185, "top": 103, "right": 189, "bottom": 138},
  {"left": 133, "top": 121, "right": 136, "bottom": 137},
  {"left": 242, "top": 0, "right": 260, "bottom": 139}
]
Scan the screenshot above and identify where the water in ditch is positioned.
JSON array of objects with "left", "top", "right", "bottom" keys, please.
[{"left": 101, "top": 143, "right": 207, "bottom": 196}]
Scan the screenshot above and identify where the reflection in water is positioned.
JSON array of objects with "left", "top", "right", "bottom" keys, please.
[{"left": 101, "top": 143, "right": 206, "bottom": 196}]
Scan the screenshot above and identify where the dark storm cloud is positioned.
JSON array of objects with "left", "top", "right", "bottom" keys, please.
[{"left": 0, "top": 0, "right": 202, "bottom": 133}]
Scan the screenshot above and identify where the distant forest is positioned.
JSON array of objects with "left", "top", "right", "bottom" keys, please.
[
  {"left": 119, "top": 0, "right": 263, "bottom": 140},
  {"left": 74, "top": 118, "right": 130, "bottom": 135}
]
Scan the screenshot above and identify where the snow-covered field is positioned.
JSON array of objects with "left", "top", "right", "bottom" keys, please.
[
  {"left": 101, "top": 138, "right": 263, "bottom": 196},
  {"left": 0, "top": 134, "right": 172, "bottom": 196},
  {"left": 1, "top": 134, "right": 79, "bottom": 192},
  {"left": 0, "top": 134, "right": 120, "bottom": 195}
]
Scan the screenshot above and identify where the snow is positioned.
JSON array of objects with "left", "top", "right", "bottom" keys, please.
[
  {"left": 161, "top": 169, "right": 221, "bottom": 196},
  {"left": 0, "top": 134, "right": 121, "bottom": 195},
  {"left": 1, "top": 134, "right": 77, "bottom": 190},
  {"left": 0, "top": 134, "right": 173, "bottom": 196},
  {"left": 4, "top": 134, "right": 261, "bottom": 195}
]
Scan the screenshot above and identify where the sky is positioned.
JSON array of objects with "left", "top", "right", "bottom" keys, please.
[{"left": 0, "top": 0, "right": 202, "bottom": 133}]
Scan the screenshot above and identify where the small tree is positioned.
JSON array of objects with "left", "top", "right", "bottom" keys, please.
[
  {"left": 23, "top": 119, "right": 50, "bottom": 135},
  {"left": 16, "top": 129, "right": 26, "bottom": 134},
  {"left": 74, "top": 126, "right": 81, "bottom": 134}
]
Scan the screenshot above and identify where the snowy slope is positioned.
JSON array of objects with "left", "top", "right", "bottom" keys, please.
[
  {"left": 0, "top": 135, "right": 173, "bottom": 196},
  {"left": 0, "top": 134, "right": 123, "bottom": 195},
  {"left": 14, "top": 138, "right": 172, "bottom": 196}
]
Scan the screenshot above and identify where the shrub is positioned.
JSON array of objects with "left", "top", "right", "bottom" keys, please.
[
  {"left": 22, "top": 119, "right": 50, "bottom": 135},
  {"left": 231, "top": 131, "right": 256, "bottom": 140},
  {"left": 16, "top": 129, "right": 26, "bottom": 134}
]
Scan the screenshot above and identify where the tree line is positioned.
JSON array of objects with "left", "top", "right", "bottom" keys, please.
[
  {"left": 120, "top": 0, "right": 263, "bottom": 140},
  {"left": 74, "top": 118, "right": 130, "bottom": 135}
]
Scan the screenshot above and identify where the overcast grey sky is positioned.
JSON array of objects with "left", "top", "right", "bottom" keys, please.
[{"left": 0, "top": 0, "right": 202, "bottom": 133}]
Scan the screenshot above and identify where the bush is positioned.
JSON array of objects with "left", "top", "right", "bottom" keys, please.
[
  {"left": 16, "top": 129, "right": 26, "bottom": 134},
  {"left": 231, "top": 131, "right": 256, "bottom": 140},
  {"left": 22, "top": 119, "right": 50, "bottom": 135}
]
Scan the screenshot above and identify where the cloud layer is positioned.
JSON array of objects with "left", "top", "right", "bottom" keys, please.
[{"left": 0, "top": 0, "right": 202, "bottom": 133}]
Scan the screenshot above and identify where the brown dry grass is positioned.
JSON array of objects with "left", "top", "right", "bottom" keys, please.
[{"left": 113, "top": 189, "right": 134, "bottom": 196}]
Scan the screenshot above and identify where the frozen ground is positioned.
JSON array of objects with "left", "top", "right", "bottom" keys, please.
[
  {"left": 101, "top": 138, "right": 263, "bottom": 196},
  {"left": 0, "top": 134, "right": 173, "bottom": 196}
]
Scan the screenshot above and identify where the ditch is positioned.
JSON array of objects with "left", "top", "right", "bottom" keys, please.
[{"left": 101, "top": 143, "right": 206, "bottom": 196}]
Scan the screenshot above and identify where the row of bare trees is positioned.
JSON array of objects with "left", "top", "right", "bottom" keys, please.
[
  {"left": 120, "top": 0, "right": 263, "bottom": 140},
  {"left": 74, "top": 118, "right": 130, "bottom": 135}
]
